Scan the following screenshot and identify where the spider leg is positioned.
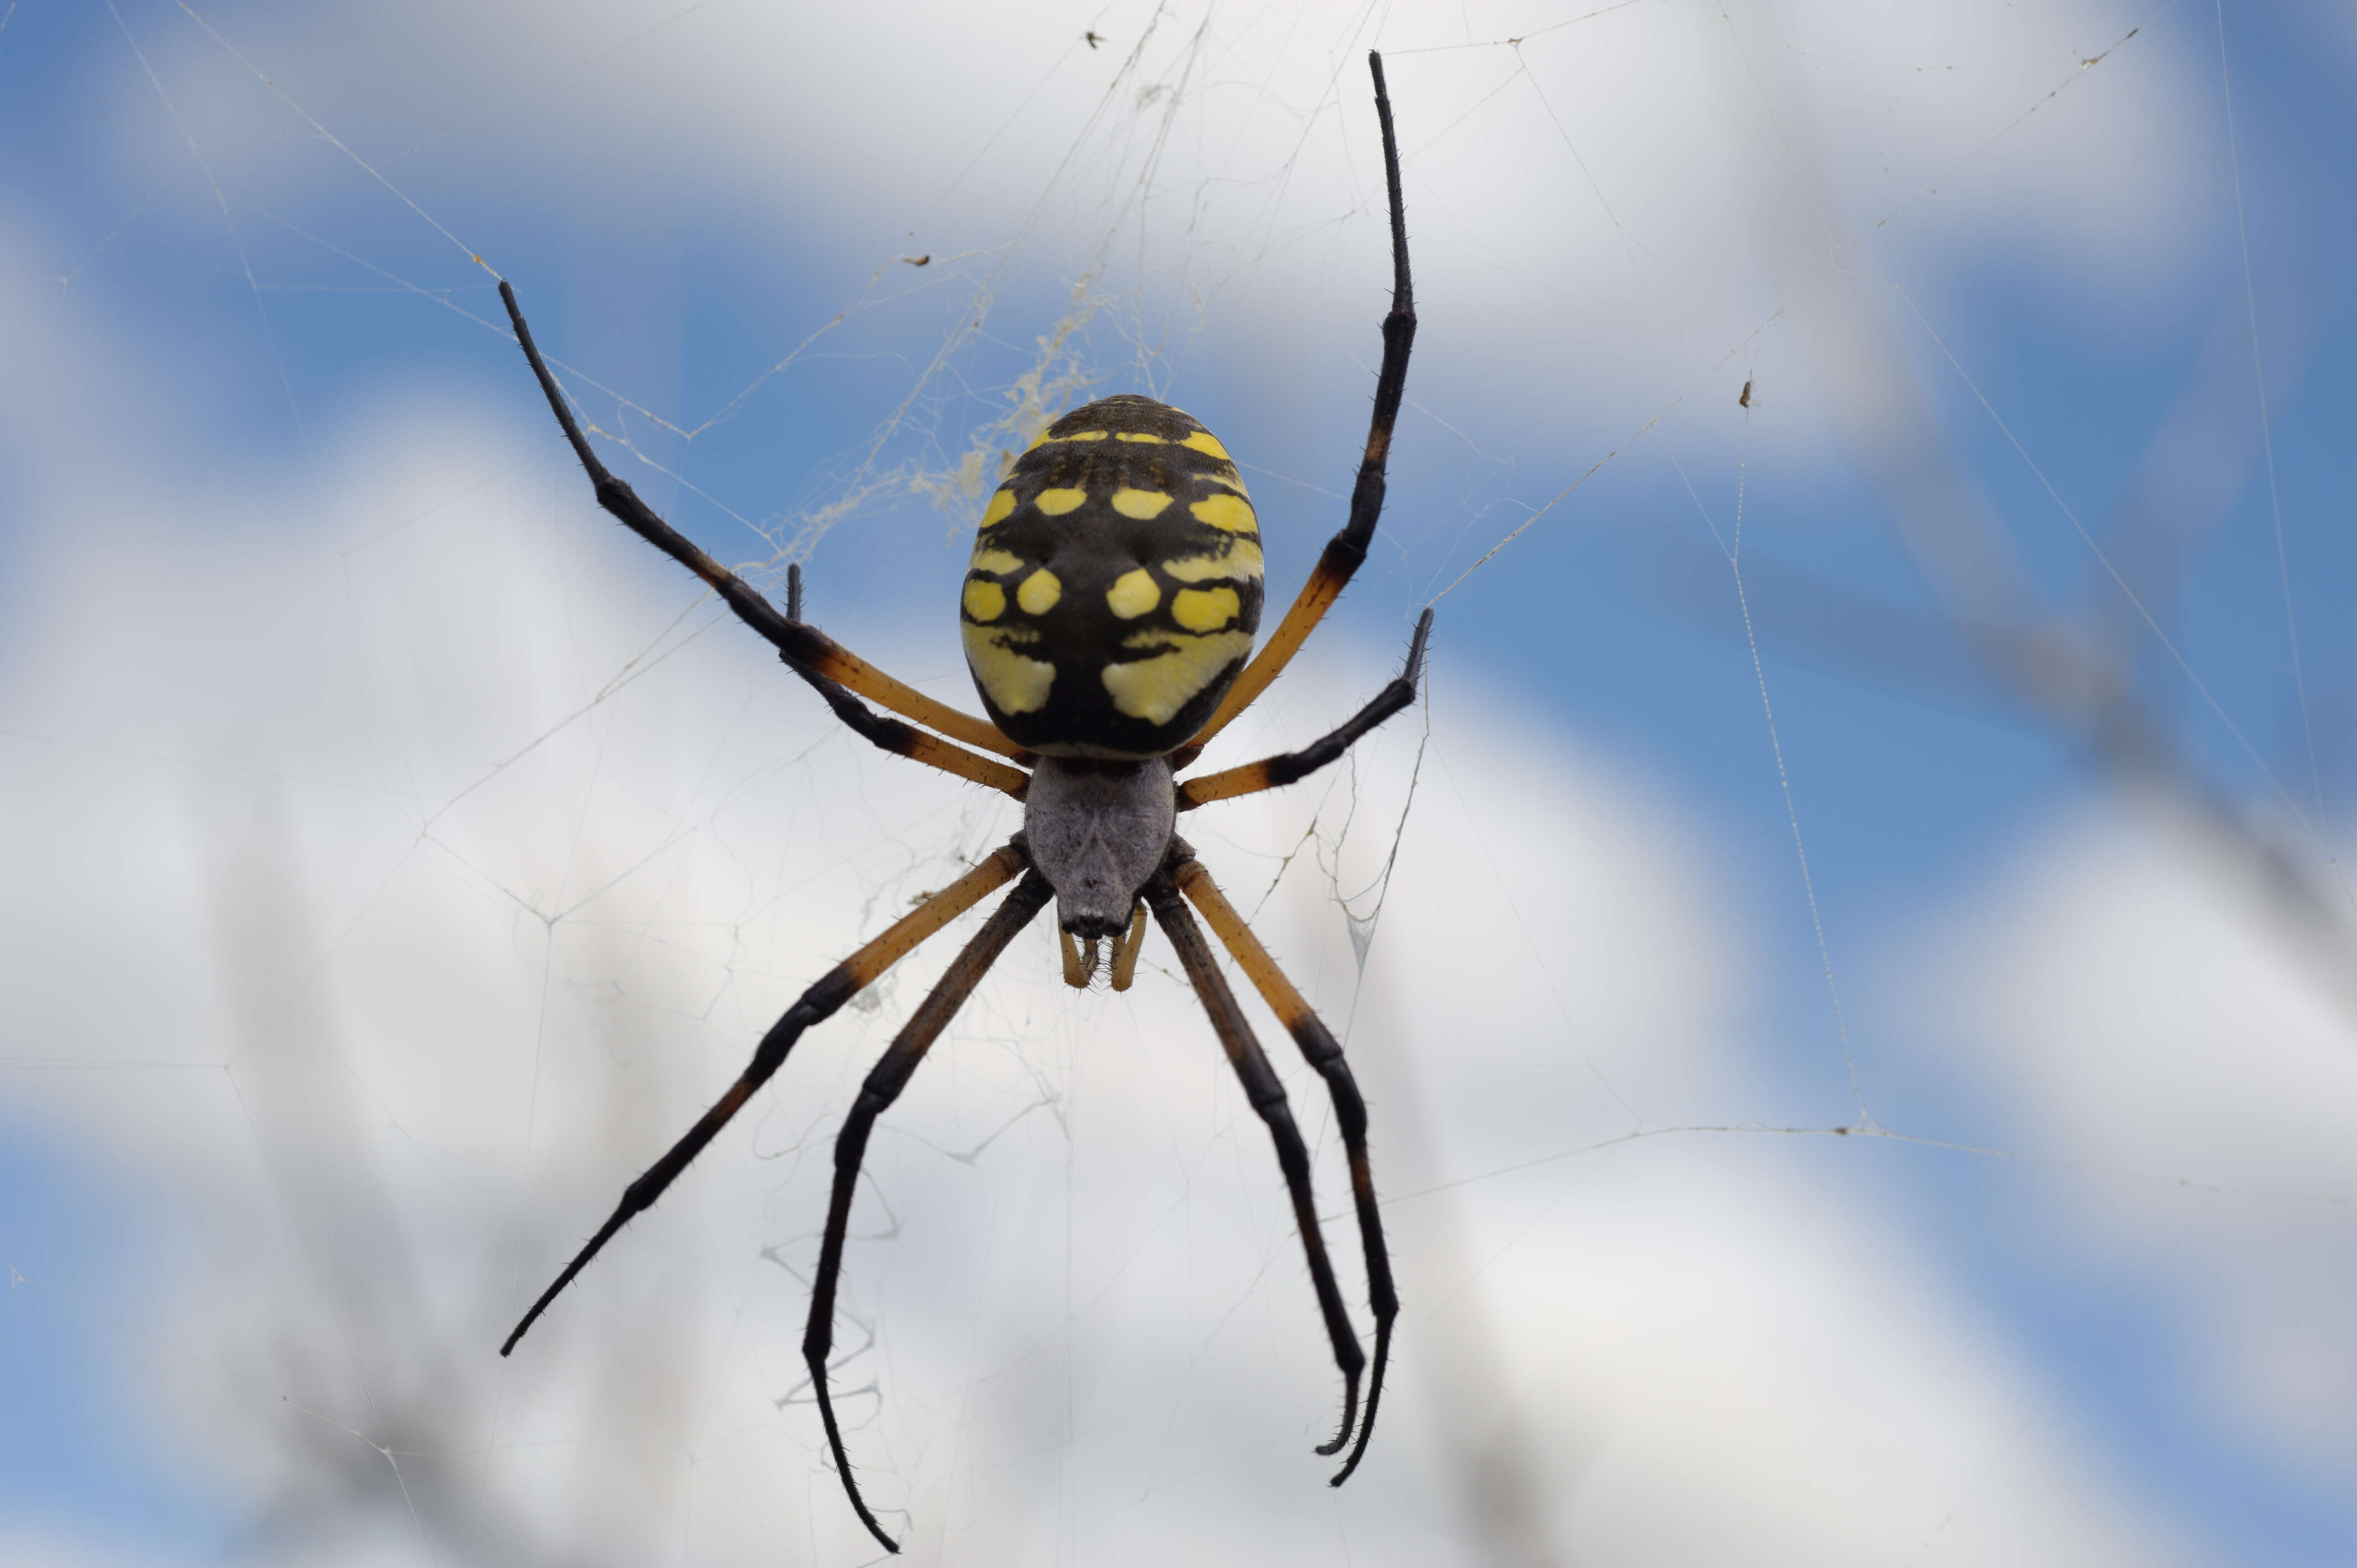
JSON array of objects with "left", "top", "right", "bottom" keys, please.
[
  {"left": 806, "top": 869, "right": 1054, "bottom": 1554},
  {"left": 498, "top": 281, "right": 1031, "bottom": 780},
  {"left": 500, "top": 844, "right": 1027, "bottom": 1357},
  {"left": 1179, "top": 608, "right": 1430, "bottom": 811},
  {"left": 1143, "top": 872, "right": 1367, "bottom": 1458},
  {"left": 780, "top": 640, "right": 1030, "bottom": 800},
  {"left": 1179, "top": 51, "right": 1415, "bottom": 761},
  {"left": 1170, "top": 859, "right": 1397, "bottom": 1484}
]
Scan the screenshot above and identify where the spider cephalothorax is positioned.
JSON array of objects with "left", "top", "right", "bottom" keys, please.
[
  {"left": 1021, "top": 754, "right": 1176, "bottom": 941},
  {"left": 494, "top": 50, "right": 1425, "bottom": 1559}
]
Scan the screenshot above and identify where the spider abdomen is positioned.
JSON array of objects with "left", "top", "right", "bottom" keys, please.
[{"left": 961, "top": 394, "right": 1265, "bottom": 757}]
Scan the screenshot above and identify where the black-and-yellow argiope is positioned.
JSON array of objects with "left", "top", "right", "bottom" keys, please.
[{"left": 495, "top": 51, "right": 1427, "bottom": 1556}]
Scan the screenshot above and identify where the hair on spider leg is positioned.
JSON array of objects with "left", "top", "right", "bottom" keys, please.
[{"left": 496, "top": 48, "right": 1430, "bottom": 1549}]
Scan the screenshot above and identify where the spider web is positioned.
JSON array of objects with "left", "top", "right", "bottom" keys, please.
[{"left": 3, "top": 1, "right": 2355, "bottom": 1565}]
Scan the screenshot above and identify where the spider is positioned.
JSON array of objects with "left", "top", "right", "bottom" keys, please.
[{"left": 495, "top": 50, "right": 1425, "bottom": 1556}]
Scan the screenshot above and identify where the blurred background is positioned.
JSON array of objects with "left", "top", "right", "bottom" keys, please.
[{"left": 3, "top": 1, "right": 2354, "bottom": 1562}]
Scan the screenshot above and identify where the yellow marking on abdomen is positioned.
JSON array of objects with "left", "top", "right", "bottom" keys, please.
[
  {"left": 1190, "top": 494, "right": 1258, "bottom": 533},
  {"left": 1180, "top": 431, "right": 1231, "bottom": 461},
  {"left": 1017, "top": 569, "right": 1062, "bottom": 615},
  {"left": 1111, "top": 488, "right": 1172, "bottom": 519},
  {"left": 971, "top": 547, "right": 1022, "bottom": 575},
  {"left": 1107, "top": 569, "right": 1160, "bottom": 619},
  {"left": 962, "top": 623, "right": 1054, "bottom": 714},
  {"left": 1172, "top": 586, "right": 1241, "bottom": 632},
  {"left": 1103, "top": 630, "right": 1255, "bottom": 725},
  {"left": 981, "top": 489, "right": 1017, "bottom": 527},
  {"left": 1114, "top": 431, "right": 1165, "bottom": 443},
  {"left": 1021, "top": 424, "right": 1105, "bottom": 451},
  {"left": 1036, "top": 487, "right": 1087, "bottom": 515},
  {"left": 963, "top": 579, "right": 1007, "bottom": 622},
  {"left": 1161, "top": 541, "right": 1264, "bottom": 582}
]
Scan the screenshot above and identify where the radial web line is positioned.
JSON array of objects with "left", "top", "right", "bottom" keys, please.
[
  {"left": 2215, "top": 0, "right": 2322, "bottom": 825},
  {"left": 1660, "top": 415, "right": 1864, "bottom": 1117}
]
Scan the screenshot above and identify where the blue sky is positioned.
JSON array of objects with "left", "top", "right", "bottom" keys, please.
[{"left": 4, "top": 1, "right": 2355, "bottom": 1563}]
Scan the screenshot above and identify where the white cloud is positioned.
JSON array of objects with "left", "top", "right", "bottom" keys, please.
[{"left": 1918, "top": 799, "right": 2357, "bottom": 1475}]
